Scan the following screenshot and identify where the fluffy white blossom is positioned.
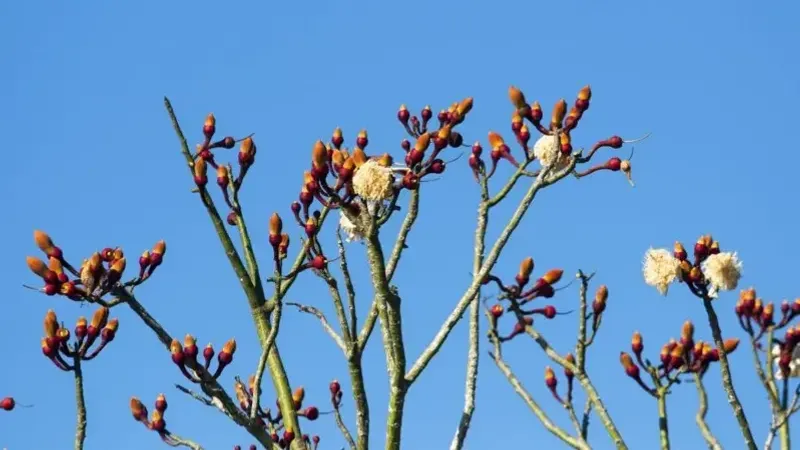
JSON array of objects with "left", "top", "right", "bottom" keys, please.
[
  {"left": 642, "top": 248, "right": 682, "bottom": 295},
  {"left": 339, "top": 212, "right": 364, "bottom": 242},
  {"left": 532, "top": 134, "right": 571, "bottom": 171},
  {"left": 772, "top": 344, "right": 800, "bottom": 380},
  {"left": 701, "top": 252, "right": 743, "bottom": 298},
  {"left": 352, "top": 160, "right": 395, "bottom": 201}
]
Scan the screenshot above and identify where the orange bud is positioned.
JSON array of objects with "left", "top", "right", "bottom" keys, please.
[
  {"left": 312, "top": 141, "right": 327, "bottom": 169},
  {"left": 269, "top": 213, "right": 283, "bottom": 236},
  {"left": 673, "top": 241, "right": 687, "bottom": 259},
  {"left": 223, "top": 338, "right": 237, "bottom": 355},
  {"left": 332, "top": 149, "right": 345, "bottom": 166},
  {"left": 631, "top": 331, "right": 643, "bottom": 354},
  {"left": 57, "top": 327, "right": 70, "bottom": 342},
  {"left": 333, "top": 127, "right": 343, "bottom": 139},
  {"left": 564, "top": 353, "right": 576, "bottom": 377},
  {"left": 352, "top": 147, "right": 367, "bottom": 168},
  {"left": 509, "top": 86, "right": 527, "bottom": 109},
  {"left": 577, "top": 85, "right": 592, "bottom": 101},
  {"left": 457, "top": 97, "right": 473, "bottom": 115},
  {"left": 239, "top": 137, "right": 256, "bottom": 159},
  {"left": 741, "top": 288, "right": 756, "bottom": 303},
  {"left": 130, "top": 397, "right": 147, "bottom": 421},
  {"left": 518, "top": 257, "right": 534, "bottom": 279},
  {"left": 204, "top": 113, "right": 216, "bottom": 128},
  {"left": 193, "top": 157, "right": 207, "bottom": 179},
  {"left": 595, "top": 285, "right": 608, "bottom": 303},
  {"left": 217, "top": 165, "right": 228, "bottom": 180},
  {"left": 90, "top": 307, "right": 109, "bottom": 329},
  {"left": 27, "top": 256, "right": 48, "bottom": 278},
  {"left": 292, "top": 386, "right": 305, "bottom": 404},
  {"left": 437, "top": 125, "right": 451, "bottom": 141},
  {"left": 377, "top": 153, "right": 393, "bottom": 167},
  {"left": 551, "top": 99, "right": 567, "bottom": 129},
  {"left": 170, "top": 339, "right": 183, "bottom": 355},
  {"left": 153, "top": 240, "right": 167, "bottom": 256},
  {"left": 76, "top": 316, "right": 87, "bottom": 329},
  {"left": 679, "top": 260, "right": 691, "bottom": 273},
  {"left": 723, "top": 338, "right": 740, "bottom": 353},
  {"left": 487, "top": 131, "right": 505, "bottom": 149},
  {"left": 619, "top": 352, "right": 639, "bottom": 378},
  {"left": 541, "top": 269, "right": 564, "bottom": 285},
  {"left": 681, "top": 320, "right": 694, "bottom": 341},
  {"left": 689, "top": 267, "right": 703, "bottom": 282},
  {"left": 110, "top": 257, "right": 126, "bottom": 274},
  {"left": 104, "top": 318, "right": 119, "bottom": 333},
  {"left": 531, "top": 101, "right": 542, "bottom": 119},
  {"left": 183, "top": 334, "right": 197, "bottom": 348},
  {"left": 414, "top": 133, "right": 431, "bottom": 151},
  {"left": 44, "top": 309, "right": 58, "bottom": 338},
  {"left": 544, "top": 366, "right": 557, "bottom": 388},
  {"left": 342, "top": 157, "right": 356, "bottom": 172},
  {"left": 112, "top": 248, "right": 124, "bottom": 261}
]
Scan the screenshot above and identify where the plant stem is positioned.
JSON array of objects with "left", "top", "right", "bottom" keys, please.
[
  {"left": 701, "top": 297, "right": 756, "bottom": 450},
  {"left": 779, "top": 416, "right": 791, "bottom": 450},
  {"left": 450, "top": 180, "right": 489, "bottom": 450},
  {"left": 693, "top": 373, "right": 722, "bottom": 450},
  {"left": 657, "top": 390, "right": 670, "bottom": 450},
  {"left": 73, "top": 357, "right": 87, "bottom": 450}
]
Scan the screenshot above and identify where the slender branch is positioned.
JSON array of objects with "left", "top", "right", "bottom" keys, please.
[
  {"left": 406, "top": 161, "right": 575, "bottom": 384},
  {"left": 581, "top": 399, "right": 593, "bottom": 441},
  {"left": 385, "top": 190, "right": 419, "bottom": 282},
  {"left": 227, "top": 167, "right": 264, "bottom": 296},
  {"left": 701, "top": 297, "right": 757, "bottom": 450},
  {"left": 657, "top": 390, "right": 670, "bottom": 450},
  {"left": 161, "top": 432, "right": 205, "bottom": 450},
  {"left": 333, "top": 404, "right": 357, "bottom": 450},
  {"left": 523, "top": 325, "right": 627, "bottom": 449},
  {"left": 337, "top": 230, "right": 358, "bottom": 339},
  {"left": 489, "top": 337, "right": 588, "bottom": 450},
  {"left": 73, "top": 357, "right": 87, "bottom": 450},
  {"left": 165, "top": 97, "right": 305, "bottom": 446},
  {"left": 287, "top": 302, "right": 347, "bottom": 351},
  {"left": 449, "top": 176, "right": 489, "bottom": 450},
  {"left": 693, "top": 374, "right": 722, "bottom": 450},
  {"left": 115, "top": 288, "right": 274, "bottom": 448}
]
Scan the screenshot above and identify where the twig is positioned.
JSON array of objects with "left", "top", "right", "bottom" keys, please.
[
  {"left": 333, "top": 404, "right": 357, "bottom": 450},
  {"left": 701, "top": 296, "right": 757, "bottom": 450},
  {"left": 406, "top": 160, "right": 575, "bottom": 385},
  {"left": 693, "top": 374, "right": 723, "bottom": 450},
  {"left": 580, "top": 399, "right": 593, "bottom": 441},
  {"left": 449, "top": 175, "right": 489, "bottom": 450},
  {"left": 489, "top": 336, "right": 588, "bottom": 450},
  {"left": 336, "top": 229, "right": 358, "bottom": 339},
  {"left": 657, "top": 390, "right": 670, "bottom": 450},
  {"left": 161, "top": 431, "right": 205, "bottom": 450},
  {"left": 73, "top": 357, "right": 87, "bottom": 450},
  {"left": 523, "top": 325, "right": 627, "bottom": 449},
  {"left": 286, "top": 302, "right": 347, "bottom": 351}
]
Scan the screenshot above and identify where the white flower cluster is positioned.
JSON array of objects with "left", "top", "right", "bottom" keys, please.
[{"left": 642, "top": 248, "right": 682, "bottom": 295}]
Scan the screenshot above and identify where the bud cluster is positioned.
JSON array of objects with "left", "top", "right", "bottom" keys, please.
[
  {"left": 620, "top": 323, "right": 740, "bottom": 394},
  {"left": 40, "top": 307, "right": 118, "bottom": 370},
  {"left": 735, "top": 288, "right": 800, "bottom": 378},
  {"left": 230, "top": 378, "right": 326, "bottom": 449},
  {"left": 485, "top": 257, "right": 566, "bottom": 340},
  {"left": 26, "top": 231, "right": 165, "bottom": 300},
  {"left": 169, "top": 335, "right": 236, "bottom": 382},
  {"left": 130, "top": 394, "right": 183, "bottom": 445}
]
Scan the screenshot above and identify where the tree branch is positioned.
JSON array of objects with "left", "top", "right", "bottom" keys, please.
[
  {"left": 489, "top": 336, "right": 588, "bottom": 450},
  {"left": 693, "top": 373, "right": 722, "bottom": 450},
  {"left": 73, "top": 357, "right": 87, "bottom": 450},
  {"left": 406, "top": 159, "right": 574, "bottom": 385},
  {"left": 701, "top": 297, "right": 757, "bottom": 450},
  {"left": 286, "top": 302, "right": 347, "bottom": 352}
]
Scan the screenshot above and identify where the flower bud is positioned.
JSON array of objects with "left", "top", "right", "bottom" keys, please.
[
  {"left": 150, "top": 410, "right": 166, "bottom": 431},
  {"left": 1, "top": 397, "right": 15, "bottom": 411},
  {"left": 619, "top": 352, "right": 640, "bottom": 378},
  {"left": 544, "top": 366, "right": 557, "bottom": 390},
  {"left": 75, "top": 317, "right": 87, "bottom": 339},
  {"left": 218, "top": 338, "right": 237, "bottom": 365},
  {"left": 329, "top": 379, "right": 341, "bottom": 396},
  {"left": 238, "top": 137, "right": 257, "bottom": 166},
  {"left": 130, "top": 397, "right": 148, "bottom": 422},
  {"left": 516, "top": 257, "right": 534, "bottom": 285},
  {"left": 203, "top": 113, "right": 216, "bottom": 139},
  {"left": 155, "top": 393, "right": 168, "bottom": 413},
  {"left": 304, "top": 405, "right": 319, "bottom": 421},
  {"left": 27, "top": 256, "right": 49, "bottom": 279},
  {"left": 592, "top": 285, "right": 608, "bottom": 315},
  {"left": 397, "top": 105, "right": 410, "bottom": 125},
  {"left": 564, "top": 353, "right": 575, "bottom": 379},
  {"left": 541, "top": 269, "right": 563, "bottom": 285},
  {"left": 487, "top": 131, "right": 505, "bottom": 150},
  {"left": 293, "top": 386, "right": 305, "bottom": 405},
  {"left": 44, "top": 309, "right": 58, "bottom": 338},
  {"left": 90, "top": 307, "right": 109, "bottom": 331},
  {"left": 170, "top": 339, "right": 185, "bottom": 365},
  {"left": 631, "top": 331, "right": 643, "bottom": 356},
  {"left": 551, "top": 99, "right": 567, "bottom": 130},
  {"left": 673, "top": 242, "right": 687, "bottom": 261},
  {"left": 216, "top": 165, "right": 229, "bottom": 187},
  {"left": 332, "top": 127, "right": 344, "bottom": 148},
  {"left": 101, "top": 318, "right": 119, "bottom": 342},
  {"left": 509, "top": 85, "right": 527, "bottom": 109},
  {"left": 722, "top": 338, "right": 740, "bottom": 354},
  {"left": 490, "top": 304, "right": 504, "bottom": 319},
  {"left": 193, "top": 157, "right": 208, "bottom": 187}
]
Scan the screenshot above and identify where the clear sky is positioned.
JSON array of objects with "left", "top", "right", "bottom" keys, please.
[{"left": 3, "top": 1, "right": 799, "bottom": 449}]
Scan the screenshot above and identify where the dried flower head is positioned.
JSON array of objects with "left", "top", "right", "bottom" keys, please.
[
  {"left": 532, "top": 134, "right": 571, "bottom": 170},
  {"left": 339, "top": 211, "right": 364, "bottom": 243},
  {"left": 352, "top": 160, "right": 394, "bottom": 202},
  {"left": 642, "top": 248, "right": 682, "bottom": 295},
  {"left": 701, "top": 251, "right": 743, "bottom": 297}
]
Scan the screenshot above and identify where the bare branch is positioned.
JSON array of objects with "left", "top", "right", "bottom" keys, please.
[{"left": 286, "top": 302, "right": 347, "bottom": 352}]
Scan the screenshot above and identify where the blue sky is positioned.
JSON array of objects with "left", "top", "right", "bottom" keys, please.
[{"left": 3, "top": 1, "right": 799, "bottom": 449}]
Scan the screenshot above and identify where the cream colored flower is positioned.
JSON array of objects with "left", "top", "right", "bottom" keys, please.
[
  {"left": 772, "top": 344, "right": 800, "bottom": 380},
  {"left": 642, "top": 248, "right": 682, "bottom": 295},
  {"left": 352, "top": 160, "right": 395, "bottom": 201},
  {"left": 701, "top": 252, "right": 742, "bottom": 297},
  {"left": 338, "top": 212, "right": 364, "bottom": 242},
  {"left": 532, "top": 134, "right": 571, "bottom": 171}
]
